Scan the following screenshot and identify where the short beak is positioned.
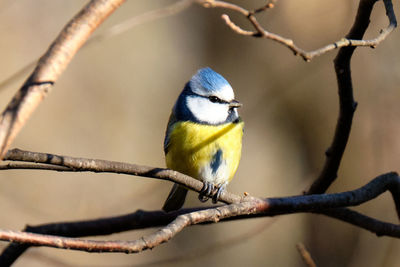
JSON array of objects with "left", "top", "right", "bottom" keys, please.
[{"left": 229, "top": 99, "right": 242, "bottom": 108}]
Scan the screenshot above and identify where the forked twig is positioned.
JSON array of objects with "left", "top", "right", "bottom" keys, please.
[{"left": 199, "top": 0, "right": 397, "bottom": 61}]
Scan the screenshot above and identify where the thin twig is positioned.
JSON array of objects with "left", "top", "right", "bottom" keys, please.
[
  {"left": 136, "top": 220, "right": 277, "bottom": 266},
  {"left": 0, "top": 162, "right": 71, "bottom": 172},
  {"left": 0, "top": 0, "right": 126, "bottom": 159},
  {"left": 0, "top": 61, "right": 36, "bottom": 93},
  {"left": 296, "top": 243, "right": 317, "bottom": 267},
  {"left": 199, "top": 0, "right": 397, "bottom": 61},
  {"left": 86, "top": 0, "right": 195, "bottom": 45}
]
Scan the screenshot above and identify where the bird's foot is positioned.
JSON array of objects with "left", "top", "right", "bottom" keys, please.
[
  {"left": 198, "top": 181, "right": 214, "bottom": 202},
  {"left": 198, "top": 182, "right": 227, "bottom": 203}
]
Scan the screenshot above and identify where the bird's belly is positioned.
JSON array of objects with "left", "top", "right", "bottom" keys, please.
[{"left": 166, "top": 121, "right": 243, "bottom": 185}]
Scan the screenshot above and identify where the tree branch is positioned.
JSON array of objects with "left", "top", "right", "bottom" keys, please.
[
  {"left": 296, "top": 243, "right": 317, "bottom": 267},
  {"left": 2, "top": 149, "right": 400, "bottom": 217},
  {"left": 0, "top": 202, "right": 263, "bottom": 254},
  {"left": 307, "top": 0, "right": 392, "bottom": 194},
  {"left": 199, "top": 0, "right": 397, "bottom": 61},
  {"left": 0, "top": 149, "right": 400, "bottom": 264},
  {"left": 2, "top": 148, "right": 246, "bottom": 205},
  {"left": 0, "top": 172, "right": 398, "bottom": 258},
  {"left": 0, "top": 0, "right": 126, "bottom": 159}
]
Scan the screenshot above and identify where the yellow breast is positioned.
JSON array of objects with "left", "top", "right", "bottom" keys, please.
[{"left": 165, "top": 120, "right": 244, "bottom": 184}]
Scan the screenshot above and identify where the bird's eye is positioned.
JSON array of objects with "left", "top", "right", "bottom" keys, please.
[{"left": 209, "top": 96, "right": 220, "bottom": 103}]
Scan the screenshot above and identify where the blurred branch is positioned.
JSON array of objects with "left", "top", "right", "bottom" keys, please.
[
  {"left": 1, "top": 149, "right": 400, "bottom": 263},
  {"left": 0, "top": 0, "right": 195, "bottom": 93},
  {"left": 307, "top": 0, "right": 393, "bottom": 194},
  {"left": 198, "top": 0, "right": 397, "bottom": 61},
  {"left": 0, "top": 0, "right": 126, "bottom": 159},
  {"left": 88, "top": 0, "right": 195, "bottom": 44},
  {"left": 0, "top": 61, "right": 36, "bottom": 93},
  {"left": 296, "top": 243, "right": 317, "bottom": 267}
]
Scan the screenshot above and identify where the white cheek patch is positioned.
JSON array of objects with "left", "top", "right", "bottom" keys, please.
[{"left": 186, "top": 96, "right": 229, "bottom": 124}]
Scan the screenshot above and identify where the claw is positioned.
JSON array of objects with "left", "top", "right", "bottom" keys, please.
[
  {"left": 212, "top": 183, "right": 227, "bottom": 204},
  {"left": 199, "top": 182, "right": 227, "bottom": 204},
  {"left": 198, "top": 182, "right": 214, "bottom": 202},
  {"left": 198, "top": 194, "right": 209, "bottom": 202},
  {"left": 205, "top": 182, "right": 214, "bottom": 196}
]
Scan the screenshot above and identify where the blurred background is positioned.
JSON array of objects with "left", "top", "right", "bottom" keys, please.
[{"left": 0, "top": 0, "right": 400, "bottom": 266}]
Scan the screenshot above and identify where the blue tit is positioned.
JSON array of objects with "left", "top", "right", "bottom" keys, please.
[{"left": 162, "top": 67, "right": 244, "bottom": 212}]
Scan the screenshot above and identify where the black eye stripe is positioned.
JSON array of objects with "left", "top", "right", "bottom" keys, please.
[
  {"left": 208, "top": 95, "right": 228, "bottom": 104},
  {"left": 190, "top": 92, "right": 229, "bottom": 104},
  {"left": 209, "top": 96, "right": 220, "bottom": 103}
]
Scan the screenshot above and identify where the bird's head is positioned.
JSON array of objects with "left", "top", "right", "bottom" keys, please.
[{"left": 174, "top": 67, "right": 241, "bottom": 124}]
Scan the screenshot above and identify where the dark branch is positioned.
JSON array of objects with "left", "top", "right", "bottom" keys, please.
[
  {"left": 308, "top": 0, "right": 378, "bottom": 194},
  {"left": 0, "top": 171, "right": 399, "bottom": 264}
]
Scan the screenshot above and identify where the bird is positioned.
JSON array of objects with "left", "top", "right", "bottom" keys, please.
[{"left": 162, "top": 67, "right": 244, "bottom": 212}]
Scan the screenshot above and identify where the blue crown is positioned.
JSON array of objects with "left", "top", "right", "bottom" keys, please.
[{"left": 190, "top": 67, "right": 229, "bottom": 93}]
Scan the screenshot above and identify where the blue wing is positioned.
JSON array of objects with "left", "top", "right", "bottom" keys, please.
[{"left": 164, "top": 113, "right": 178, "bottom": 154}]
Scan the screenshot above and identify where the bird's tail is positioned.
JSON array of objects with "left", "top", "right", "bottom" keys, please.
[{"left": 162, "top": 184, "right": 188, "bottom": 212}]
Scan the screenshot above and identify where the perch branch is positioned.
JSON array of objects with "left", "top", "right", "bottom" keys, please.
[
  {"left": 2, "top": 148, "right": 245, "bottom": 205},
  {"left": 2, "top": 149, "right": 400, "bottom": 218},
  {"left": 0, "top": 0, "right": 126, "bottom": 159},
  {"left": 198, "top": 0, "right": 397, "bottom": 61},
  {"left": 1, "top": 149, "right": 400, "bottom": 263}
]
